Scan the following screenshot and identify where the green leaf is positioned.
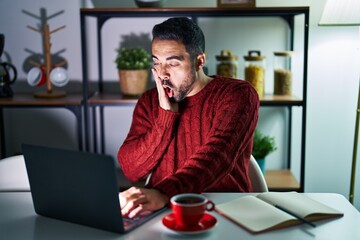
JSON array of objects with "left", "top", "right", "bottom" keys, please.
[
  {"left": 252, "top": 130, "right": 277, "bottom": 159},
  {"left": 115, "top": 47, "right": 152, "bottom": 70}
]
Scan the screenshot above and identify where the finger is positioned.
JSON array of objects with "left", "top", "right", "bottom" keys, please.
[
  {"left": 121, "top": 195, "right": 147, "bottom": 217},
  {"left": 152, "top": 67, "right": 159, "bottom": 81},
  {"left": 152, "top": 68, "right": 172, "bottom": 111},
  {"left": 119, "top": 187, "right": 143, "bottom": 211},
  {"left": 152, "top": 68, "right": 161, "bottom": 86},
  {"left": 119, "top": 193, "right": 126, "bottom": 208},
  {"left": 120, "top": 194, "right": 139, "bottom": 210},
  {"left": 120, "top": 186, "right": 143, "bottom": 200},
  {"left": 128, "top": 203, "right": 154, "bottom": 218},
  {"left": 128, "top": 205, "right": 145, "bottom": 218},
  {"left": 152, "top": 68, "right": 165, "bottom": 95}
]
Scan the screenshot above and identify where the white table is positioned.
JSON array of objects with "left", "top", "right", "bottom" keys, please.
[{"left": 0, "top": 192, "right": 359, "bottom": 240}]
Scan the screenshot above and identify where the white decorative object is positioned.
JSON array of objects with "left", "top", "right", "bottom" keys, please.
[{"left": 50, "top": 67, "right": 69, "bottom": 87}]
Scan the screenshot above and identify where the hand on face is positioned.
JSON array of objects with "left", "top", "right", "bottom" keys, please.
[
  {"left": 119, "top": 186, "right": 169, "bottom": 218},
  {"left": 152, "top": 68, "right": 179, "bottom": 112}
]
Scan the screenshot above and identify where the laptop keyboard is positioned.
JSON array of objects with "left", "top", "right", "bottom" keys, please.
[
  {"left": 122, "top": 214, "right": 149, "bottom": 231},
  {"left": 121, "top": 207, "right": 168, "bottom": 231}
]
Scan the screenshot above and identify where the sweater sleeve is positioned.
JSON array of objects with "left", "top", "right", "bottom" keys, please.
[
  {"left": 153, "top": 82, "right": 259, "bottom": 197},
  {"left": 117, "top": 91, "right": 180, "bottom": 182}
]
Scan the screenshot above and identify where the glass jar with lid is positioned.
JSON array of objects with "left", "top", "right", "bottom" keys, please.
[
  {"left": 216, "top": 50, "right": 238, "bottom": 79},
  {"left": 244, "top": 50, "right": 266, "bottom": 97},
  {"left": 273, "top": 51, "right": 294, "bottom": 95}
]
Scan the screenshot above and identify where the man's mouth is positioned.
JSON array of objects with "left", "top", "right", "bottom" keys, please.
[
  {"left": 162, "top": 80, "right": 174, "bottom": 98},
  {"left": 164, "top": 86, "right": 174, "bottom": 98}
]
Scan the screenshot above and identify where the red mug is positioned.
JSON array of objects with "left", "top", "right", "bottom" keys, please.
[
  {"left": 170, "top": 193, "right": 215, "bottom": 228},
  {"left": 27, "top": 66, "right": 46, "bottom": 87}
]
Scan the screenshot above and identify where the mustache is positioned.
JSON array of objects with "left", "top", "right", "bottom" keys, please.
[{"left": 161, "top": 79, "right": 174, "bottom": 88}]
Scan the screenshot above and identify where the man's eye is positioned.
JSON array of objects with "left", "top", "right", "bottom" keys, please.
[{"left": 169, "top": 62, "right": 180, "bottom": 67}]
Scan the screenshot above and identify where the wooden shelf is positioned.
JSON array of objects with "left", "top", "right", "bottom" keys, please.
[
  {"left": 265, "top": 169, "right": 300, "bottom": 191},
  {"left": 259, "top": 94, "right": 302, "bottom": 106},
  {"left": 0, "top": 93, "right": 84, "bottom": 158},
  {"left": 88, "top": 92, "right": 303, "bottom": 106},
  {"left": 88, "top": 92, "right": 138, "bottom": 106},
  {"left": 0, "top": 93, "right": 83, "bottom": 106},
  {"left": 87, "top": 92, "right": 302, "bottom": 107}
]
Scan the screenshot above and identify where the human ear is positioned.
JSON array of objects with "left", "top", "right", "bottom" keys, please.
[{"left": 196, "top": 53, "right": 206, "bottom": 71}]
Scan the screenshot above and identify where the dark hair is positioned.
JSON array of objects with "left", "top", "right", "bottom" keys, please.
[{"left": 152, "top": 17, "right": 205, "bottom": 59}]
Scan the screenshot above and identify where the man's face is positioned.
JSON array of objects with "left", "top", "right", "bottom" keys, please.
[{"left": 152, "top": 39, "right": 197, "bottom": 102}]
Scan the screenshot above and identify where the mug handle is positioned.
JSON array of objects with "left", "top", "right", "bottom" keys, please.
[
  {"left": 2, "top": 62, "right": 17, "bottom": 84},
  {"left": 205, "top": 200, "right": 215, "bottom": 211}
]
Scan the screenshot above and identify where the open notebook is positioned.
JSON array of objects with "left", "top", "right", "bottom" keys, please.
[
  {"left": 215, "top": 191, "right": 343, "bottom": 233},
  {"left": 22, "top": 144, "right": 166, "bottom": 233}
]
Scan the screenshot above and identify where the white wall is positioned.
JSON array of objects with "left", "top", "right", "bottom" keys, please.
[{"left": 0, "top": 0, "right": 359, "bottom": 209}]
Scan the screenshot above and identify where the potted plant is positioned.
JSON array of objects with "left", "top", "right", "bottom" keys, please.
[
  {"left": 115, "top": 47, "right": 152, "bottom": 97},
  {"left": 252, "top": 129, "right": 277, "bottom": 174}
]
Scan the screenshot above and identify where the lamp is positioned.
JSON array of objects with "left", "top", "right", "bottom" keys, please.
[{"left": 319, "top": 0, "right": 360, "bottom": 204}]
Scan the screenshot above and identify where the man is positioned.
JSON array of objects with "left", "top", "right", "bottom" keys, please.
[{"left": 118, "top": 17, "right": 259, "bottom": 218}]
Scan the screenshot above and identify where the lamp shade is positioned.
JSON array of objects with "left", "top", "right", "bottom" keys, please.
[{"left": 319, "top": 0, "right": 360, "bottom": 26}]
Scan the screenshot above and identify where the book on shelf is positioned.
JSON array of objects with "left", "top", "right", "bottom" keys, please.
[{"left": 215, "top": 192, "right": 344, "bottom": 234}]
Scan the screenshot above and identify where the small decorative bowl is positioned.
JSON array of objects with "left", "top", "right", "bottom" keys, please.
[{"left": 134, "top": 0, "right": 167, "bottom": 8}]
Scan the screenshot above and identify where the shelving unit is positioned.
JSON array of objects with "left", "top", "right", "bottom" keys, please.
[
  {"left": 0, "top": 93, "right": 84, "bottom": 158},
  {"left": 80, "top": 7, "right": 309, "bottom": 192}
]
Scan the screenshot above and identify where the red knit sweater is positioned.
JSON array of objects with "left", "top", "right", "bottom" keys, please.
[{"left": 118, "top": 76, "right": 259, "bottom": 197}]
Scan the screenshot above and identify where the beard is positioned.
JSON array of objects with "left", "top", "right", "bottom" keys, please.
[{"left": 169, "top": 68, "right": 197, "bottom": 103}]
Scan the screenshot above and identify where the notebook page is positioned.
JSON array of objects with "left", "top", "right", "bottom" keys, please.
[
  {"left": 216, "top": 195, "right": 297, "bottom": 233},
  {"left": 257, "top": 192, "right": 343, "bottom": 219}
]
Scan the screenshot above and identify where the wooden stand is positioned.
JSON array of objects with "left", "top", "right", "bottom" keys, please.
[
  {"left": 27, "top": 24, "right": 67, "bottom": 98},
  {"left": 34, "top": 91, "right": 66, "bottom": 98}
]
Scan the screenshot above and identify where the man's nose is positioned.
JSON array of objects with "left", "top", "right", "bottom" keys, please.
[{"left": 157, "top": 64, "right": 169, "bottom": 80}]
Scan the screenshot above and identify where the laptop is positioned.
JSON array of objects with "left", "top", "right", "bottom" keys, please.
[{"left": 22, "top": 144, "right": 166, "bottom": 234}]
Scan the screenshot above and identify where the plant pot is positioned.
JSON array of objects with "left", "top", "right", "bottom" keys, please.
[
  {"left": 118, "top": 70, "right": 148, "bottom": 97},
  {"left": 256, "top": 158, "right": 265, "bottom": 174}
]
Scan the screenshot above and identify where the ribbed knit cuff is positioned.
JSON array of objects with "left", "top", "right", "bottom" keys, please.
[
  {"left": 157, "top": 107, "right": 180, "bottom": 129},
  {"left": 153, "top": 178, "right": 179, "bottom": 198}
]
